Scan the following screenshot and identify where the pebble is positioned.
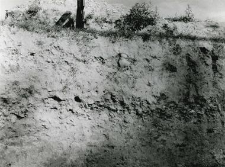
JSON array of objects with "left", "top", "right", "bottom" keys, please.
[{"left": 10, "top": 114, "right": 17, "bottom": 123}]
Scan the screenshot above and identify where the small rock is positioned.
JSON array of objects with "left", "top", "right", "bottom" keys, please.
[
  {"left": 136, "top": 109, "right": 143, "bottom": 116},
  {"left": 117, "top": 53, "right": 131, "bottom": 69},
  {"left": 118, "top": 57, "right": 131, "bottom": 68},
  {"left": 124, "top": 119, "right": 128, "bottom": 123},
  {"left": 2, "top": 109, "right": 9, "bottom": 117},
  {"left": 46, "top": 59, "right": 52, "bottom": 63},
  {"left": 86, "top": 98, "right": 95, "bottom": 105},
  {"left": 104, "top": 93, "right": 111, "bottom": 101},
  {"left": 109, "top": 112, "right": 115, "bottom": 118},
  {"left": 120, "top": 53, "right": 128, "bottom": 59},
  {"left": 190, "top": 110, "right": 195, "bottom": 113},
  {"left": 10, "top": 114, "right": 17, "bottom": 123},
  {"left": 124, "top": 116, "right": 133, "bottom": 124}
]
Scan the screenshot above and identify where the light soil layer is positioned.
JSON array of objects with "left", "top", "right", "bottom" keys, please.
[{"left": 0, "top": 26, "right": 225, "bottom": 167}]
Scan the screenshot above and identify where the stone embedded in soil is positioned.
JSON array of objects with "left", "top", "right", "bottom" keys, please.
[
  {"left": 118, "top": 57, "right": 131, "bottom": 69},
  {"left": 10, "top": 114, "right": 17, "bottom": 123}
]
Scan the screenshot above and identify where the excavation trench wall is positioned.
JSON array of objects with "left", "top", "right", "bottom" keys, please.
[{"left": 0, "top": 26, "right": 225, "bottom": 167}]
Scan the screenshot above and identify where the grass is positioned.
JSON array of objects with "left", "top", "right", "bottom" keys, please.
[
  {"left": 205, "top": 23, "right": 220, "bottom": 29},
  {"left": 4, "top": 12, "right": 225, "bottom": 43},
  {"left": 139, "top": 31, "right": 225, "bottom": 43}
]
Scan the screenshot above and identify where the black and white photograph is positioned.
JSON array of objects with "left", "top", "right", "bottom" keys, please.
[{"left": 0, "top": 0, "right": 225, "bottom": 166}]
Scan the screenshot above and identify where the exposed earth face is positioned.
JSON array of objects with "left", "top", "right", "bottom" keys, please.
[{"left": 1, "top": 0, "right": 225, "bottom": 167}]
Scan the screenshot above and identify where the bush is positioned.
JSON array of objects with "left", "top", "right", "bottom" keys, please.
[
  {"left": 94, "top": 16, "right": 113, "bottom": 25},
  {"left": 115, "top": 2, "right": 158, "bottom": 32},
  {"left": 26, "top": 5, "right": 41, "bottom": 17},
  {"left": 162, "top": 23, "right": 178, "bottom": 36},
  {"left": 185, "top": 4, "right": 194, "bottom": 22},
  {"left": 84, "top": 14, "right": 93, "bottom": 22},
  {"left": 167, "top": 5, "right": 194, "bottom": 23},
  {"left": 15, "top": 16, "right": 52, "bottom": 32}
]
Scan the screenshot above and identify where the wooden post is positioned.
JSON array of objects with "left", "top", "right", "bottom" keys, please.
[
  {"left": 76, "top": 0, "right": 85, "bottom": 29},
  {"left": 5, "top": 10, "right": 9, "bottom": 19}
]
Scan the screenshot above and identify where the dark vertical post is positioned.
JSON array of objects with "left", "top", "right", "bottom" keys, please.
[
  {"left": 76, "top": 0, "right": 85, "bottom": 29},
  {"left": 5, "top": 10, "right": 9, "bottom": 19}
]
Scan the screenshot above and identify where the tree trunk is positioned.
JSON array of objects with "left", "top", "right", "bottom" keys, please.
[{"left": 76, "top": 0, "right": 85, "bottom": 29}]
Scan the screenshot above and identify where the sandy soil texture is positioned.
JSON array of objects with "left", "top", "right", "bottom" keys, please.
[{"left": 1, "top": 0, "right": 225, "bottom": 166}]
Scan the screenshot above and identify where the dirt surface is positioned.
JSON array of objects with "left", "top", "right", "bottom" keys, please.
[
  {"left": 0, "top": 24, "right": 225, "bottom": 167},
  {"left": 1, "top": 0, "right": 225, "bottom": 166}
]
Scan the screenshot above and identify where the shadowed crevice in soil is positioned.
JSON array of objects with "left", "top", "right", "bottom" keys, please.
[{"left": 156, "top": 39, "right": 225, "bottom": 166}]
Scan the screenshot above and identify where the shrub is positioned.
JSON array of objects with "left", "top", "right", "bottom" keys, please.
[
  {"left": 15, "top": 17, "right": 52, "bottom": 32},
  {"left": 115, "top": 2, "right": 158, "bottom": 32},
  {"left": 94, "top": 16, "right": 113, "bottom": 25},
  {"left": 26, "top": 4, "right": 41, "bottom": 17},
  {"left": 85, "top": 13, "right": 93, "bottom": 21},
  {"left": 92, "top": 16, "right": 113, "bottom": 29},
  {"left": 185, "top": 5, "right": 194, "bottom": 21},
  {"left": 162, "top": 23, "right": 178, "bottom": 36},
  {"left": 166, "top": 5, "right": 194, "bottom": 23}
]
